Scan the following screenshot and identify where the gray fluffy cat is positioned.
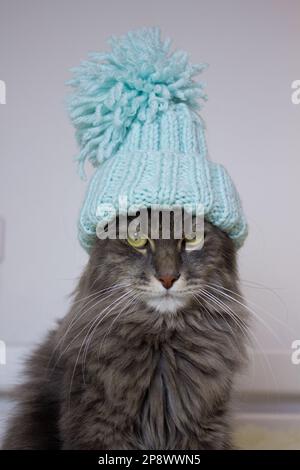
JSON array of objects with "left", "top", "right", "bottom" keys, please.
[{"left": 3, "top": 217, "right": 247, "bottom": 449}]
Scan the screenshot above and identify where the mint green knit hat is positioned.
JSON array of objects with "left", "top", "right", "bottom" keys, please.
[{"left": 68, "top": 27, "right": 247, "bottom": 251}]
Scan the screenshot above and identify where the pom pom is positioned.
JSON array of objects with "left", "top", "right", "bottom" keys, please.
[{"left": 67, "top": 27, "right": 207, "bottom": 177}]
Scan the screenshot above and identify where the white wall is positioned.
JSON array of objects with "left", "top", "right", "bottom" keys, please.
[{"left": 0, "top": 0, "right": 300, "bottom": 393}]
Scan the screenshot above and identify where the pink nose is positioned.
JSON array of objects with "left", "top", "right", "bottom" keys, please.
[{"left": 158, "top": 274, "right": 179, "bottom": 290}]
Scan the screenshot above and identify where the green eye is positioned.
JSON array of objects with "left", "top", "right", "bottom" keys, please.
[
  {"left": 184, "top": 233, "right": 204, "bottom": 251},
  {"left": 127, "top": 235, "right": 148, "bottom": 249}
]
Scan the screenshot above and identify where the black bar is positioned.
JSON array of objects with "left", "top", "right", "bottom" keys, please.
[{"left": 1, "top": 450, "right": 300, "bottom": 467}]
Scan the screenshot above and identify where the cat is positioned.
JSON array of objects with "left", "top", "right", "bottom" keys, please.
[{"left": 3, "top": 216, "right": 248, "bottom": 449}]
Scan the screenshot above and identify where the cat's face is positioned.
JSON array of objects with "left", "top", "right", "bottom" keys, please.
[{"left": 91, "top": 217, "right": 237, "bottom": 314}]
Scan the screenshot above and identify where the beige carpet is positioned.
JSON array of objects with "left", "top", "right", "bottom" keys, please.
[{"left": 234, "top": 424, "right": 300, "bottom": 450}]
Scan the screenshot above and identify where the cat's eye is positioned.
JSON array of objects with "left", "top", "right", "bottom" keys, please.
[
  {"left": 184, "top": 233, "right": 204, "bottom": 251},
  {"left": 127, "top": 235, "right": 148, "bottom": 249}
]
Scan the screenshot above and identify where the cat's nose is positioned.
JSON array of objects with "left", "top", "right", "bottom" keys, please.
[{"left": 158, "top": 274, "right": 180, "bottom": 290}]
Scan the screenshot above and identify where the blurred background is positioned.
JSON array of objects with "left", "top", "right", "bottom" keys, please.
[{"left": 1, "top": 0, "right": 300, "bottom": 448}]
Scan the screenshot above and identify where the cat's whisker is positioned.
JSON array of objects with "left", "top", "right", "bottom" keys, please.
[
  {"left": 71, "top": 282, "right": 131, "bottom": 307},
  {"left": 68, "top": 283, "right": 132, "bottom": 331},
  {"left": 199, "top": 288, "right": 266, "bottom": 363},
  {"left": 48, "top": 284, "right": 132, "bottom": 371},
  {"left": 193, "top": 289, "right": 255, "bottom": 379},
  {"left": 210, "top": 286, "right": 283, "bottom": 346},
  {"left": 198, "top": 286, "right": 280, "bottom": 392},
  {"left": 83, "top": 290, "right": 138, "bottom": 375},
  {"left": 206, "top": 282, "right": 290, "bottom": 333},
  {"left": 192, "top": 293, "right": 232, "bottom": 332},
  {"left": 81, "top": 289, "right": 134, "bottom": 364},
  {"left": 194, "top": 291, "right": 253, "bottom": 384},
  {"left": 240, "top": 278, "right": 282, "bottom": 290},
  {"left": 203, "top": 284, "right": 283, "bottom": 347},
  {"left": 195, "top": 289, "right": 238, "bottom": 338},
  {"left": 67, "top": 289, "right": 134, "bottom": 405},
  {"left": 196, "top": 291, "right": 260, "bottom": 387},
  {"left": 62, "top": 283, "right": 131, "bottom": 339},
  {"left": 97, "top": 292, "right": 141, "bottom": 361},
  {"left": 239, "top": 278, "right": 288, "bottom": 315},
  {"left": 198, "top": 289, "right": 250, "bottom": 337},
  {"left": 79, "top": 289, "right": 135, "bottom": 386}
]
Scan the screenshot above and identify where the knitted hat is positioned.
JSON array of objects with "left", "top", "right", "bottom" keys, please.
[{"left": 68, "top": 27, "right": 247, "bottom": 251}]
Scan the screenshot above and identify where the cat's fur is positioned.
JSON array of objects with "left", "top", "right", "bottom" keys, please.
[{"left": 3, "top": 220, "right": 247, "bottom": 449}]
